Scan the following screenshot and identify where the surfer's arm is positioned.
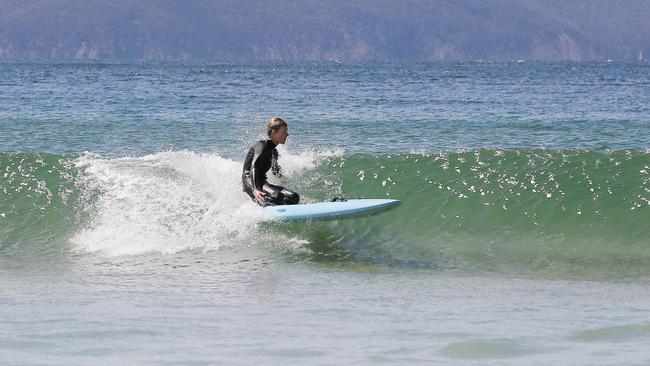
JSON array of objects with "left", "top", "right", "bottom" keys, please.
[
  {"left": 250, "top": 141, "right": 266, "bottom": 205},
  {"left": 250, "top": 142, "right": 266, "bottom": 191}
]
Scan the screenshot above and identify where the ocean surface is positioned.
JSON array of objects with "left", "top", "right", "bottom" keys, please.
[{"left": 1, "top": 61, "right": 649, "bottom": 365}]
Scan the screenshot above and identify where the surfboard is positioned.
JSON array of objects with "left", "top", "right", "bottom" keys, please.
[{"left": 264, "top": 198, "right": 400, "bottom": 221}]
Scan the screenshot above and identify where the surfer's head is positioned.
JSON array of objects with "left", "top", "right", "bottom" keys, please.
[{"left": 267, "top": 117, "right": 289, "bottom": 144}]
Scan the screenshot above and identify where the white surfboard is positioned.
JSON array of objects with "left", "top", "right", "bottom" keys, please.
[{"left": 264, "top": 198, "right": 400, "bottom": 221}]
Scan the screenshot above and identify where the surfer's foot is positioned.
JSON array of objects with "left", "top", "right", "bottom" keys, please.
[{"left": 330, "top": 197, "right": 348, "bottom": 202}]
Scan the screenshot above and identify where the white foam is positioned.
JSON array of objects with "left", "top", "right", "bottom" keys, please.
[
  {"left": 71, "top": 150, "right": 307, "bottom": 256},
  {"left": 274, "top": 145, "right": 342, "bottom": 178}
]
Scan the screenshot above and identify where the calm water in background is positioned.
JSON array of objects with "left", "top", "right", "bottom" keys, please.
[
  {"left": 2, "top": 61, "right": 648, "bottom": 156},
  {"left": 1, "top": 61, "right": 649, "bottom": 365}
]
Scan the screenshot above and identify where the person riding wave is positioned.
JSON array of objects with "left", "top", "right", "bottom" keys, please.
[{"left": 242, "top": 117, "right": 300, "bottom": 206}]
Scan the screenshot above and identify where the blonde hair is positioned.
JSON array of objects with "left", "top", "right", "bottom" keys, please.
[{"left": 267, "top": 117, "right": 287, "bottom": 137}]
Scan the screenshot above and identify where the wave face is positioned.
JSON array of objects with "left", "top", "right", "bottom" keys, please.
[
  {"left": 295, "top": 149, "right": 650, "bottom": 276},
  {"left": 2, "top": 149, "right": 649, "bottom": 276},
  {"left": 0, "top": 153, "right": 80, "bottom": 257}
]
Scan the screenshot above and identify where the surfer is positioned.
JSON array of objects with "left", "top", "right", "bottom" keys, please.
[{"left": 242, "top": 117, "right": 300, "bottom": 206}]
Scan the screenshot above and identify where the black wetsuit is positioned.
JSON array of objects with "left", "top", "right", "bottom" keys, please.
[{"left": 242, "top": 140, "right": 300, "bottom": 206}]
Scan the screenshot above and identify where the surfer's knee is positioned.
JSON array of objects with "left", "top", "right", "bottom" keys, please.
[
  {"left": 281, "top": 189, "right": 299, "bottom": 205},
  {"left": 261, "top": 183, "right": 299, "bottom": 205}
]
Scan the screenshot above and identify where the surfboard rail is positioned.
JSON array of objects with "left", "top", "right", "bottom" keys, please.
[{"left": 264, "top": 198, "right": 400, "bottom": 221}]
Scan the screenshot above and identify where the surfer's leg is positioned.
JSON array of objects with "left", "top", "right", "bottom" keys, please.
[
  {"left": 262, "top": 183, "right": 299, "bottom": 205},
  {"left": 280, "top": 187, "right": 300, "bottom": 205},
  {"left": 262, "top": 183, "right": 283, "bottom": 205}
]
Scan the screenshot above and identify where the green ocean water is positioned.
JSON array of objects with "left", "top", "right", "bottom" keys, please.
[
  {"left": 298, "top": 150, "right": 649, "bottom": 276},
  {"left": 2, "top": 149, "right": 648, "bottom": 277}
]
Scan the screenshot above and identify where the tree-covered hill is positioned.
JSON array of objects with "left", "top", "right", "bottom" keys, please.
[{"left": 0, "top": 0, "right": 648, "bottom": 61}]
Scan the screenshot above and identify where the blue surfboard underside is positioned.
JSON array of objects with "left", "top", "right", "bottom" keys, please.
[{"left": 264, "top": 198, "right": 400, "bottom": 221}]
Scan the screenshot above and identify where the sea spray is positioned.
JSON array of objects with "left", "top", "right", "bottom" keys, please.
[
  {"left": 69, "top": 147, "right": 339, "bottom": 256},
  {"left": 71, "top": 151, "right": 275, "bottom": 256}
]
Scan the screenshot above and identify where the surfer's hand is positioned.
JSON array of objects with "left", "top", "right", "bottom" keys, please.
[{"left": 253, "top": 189, "right": 266, "bottom": 204}]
